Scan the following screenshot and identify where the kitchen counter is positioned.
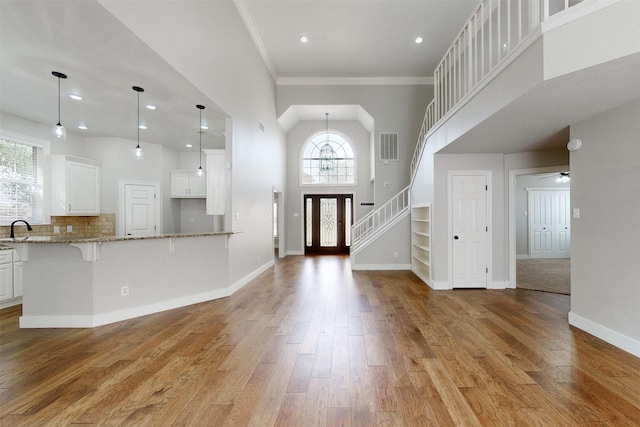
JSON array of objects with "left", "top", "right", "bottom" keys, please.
[
  {"left": 1, "top": 231, "right": 239, "bottom": 244},
  {"left": 2, "top": 231, "right": 248, "bottom": 329}
]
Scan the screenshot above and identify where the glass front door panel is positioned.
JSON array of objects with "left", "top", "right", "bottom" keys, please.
[{"left": 319, "top": 198, "right": 337, "bottom": 247}]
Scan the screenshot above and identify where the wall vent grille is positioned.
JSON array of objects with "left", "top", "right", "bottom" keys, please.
[{"left": 379, "top": 133, "right": 399, "bottom": 161}]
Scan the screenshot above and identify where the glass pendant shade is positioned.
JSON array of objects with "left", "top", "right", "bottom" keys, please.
[
  {"left": 52, "top": 71, "right": 67, "bottom": 140},
  {"left": 53, "top": 123, "right": 66, "bottom": 139},
  {"left": 134, "top": 144, "right": 144, "bottom": 160},
  {"left": 133, "top": 86, "right": 145, "bottom": 160},
  {"left": 196, "top": 166, "right": 204, "bottom": 178}
]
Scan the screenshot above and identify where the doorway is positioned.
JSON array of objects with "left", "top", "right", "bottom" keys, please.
[
  {"left": 304, "top": 194, "right": 353, "bottom": 255},
  {"left": 509, "top": 167, "right": 571, "bottom": 294}
]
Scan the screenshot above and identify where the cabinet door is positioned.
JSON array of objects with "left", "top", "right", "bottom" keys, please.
[
  {"left": 188, "top": 173, "right": 206, "bottom": 197},
  {"left": 67, "top": 161, "right": 101, "bottom": 214},
  {"left": 13, "top": 261, "right": 23, "bottom": 298},
  {"left": 0, "top": 263, "right": 13, "bottom": 302},
  {"left": 170, "top": 173, "right": 190, "bottom": 197}
]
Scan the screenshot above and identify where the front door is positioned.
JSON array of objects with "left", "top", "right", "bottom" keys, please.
[
  {"left": 304, "top": 194, "right": 353, "bottom": 255},
  {"left": 124, "top": 184, "right": 157, "bottom": 237},
  {"left": 451, "top": 174, "right": 488, "bottom": 288}
]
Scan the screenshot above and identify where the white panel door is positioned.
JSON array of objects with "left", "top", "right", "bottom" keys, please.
[
  {"left": 125, "top": 184, "right": 157, "bottom": 237},
  {"left": 529, "top": 190, "right": 570, "bottom": 258},
  {"left": 451, "top": 175, "right": 488, "bottom": 288}
]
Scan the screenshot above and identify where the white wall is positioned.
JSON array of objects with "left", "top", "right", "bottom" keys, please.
[
  {"left": 277, "top": 84, "right": 432, "bottom": 206},
  {"left": 100, "top": 1, "right": 287, "bottom": 284},
  {"left": 285, "top": 120, "right": 372, "bottom": 254},
  {"left": 543, "top": 0, "right": 640, "bottom": 80},
  {"left": 569, "top": 98, "right": 640, "bottom": 356}
]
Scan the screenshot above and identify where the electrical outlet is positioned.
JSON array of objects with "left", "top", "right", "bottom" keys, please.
[
  {"left": 394, "top": 251, "right": 398, "bottom": 258},
  {"left": 121, "top": 286, "right": 129, "bottom": 296},
  {"left": 53, "top": 226, "right": 60, "bottom": 234},
  {"left": 67, "top": 225, "right": 73, "bottom": 232}
]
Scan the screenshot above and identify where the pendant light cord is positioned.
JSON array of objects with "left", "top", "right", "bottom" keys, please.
[
  {"left": 137, "top": 91, "right": 140, "bottom": 147},
  {"left": 57, "top": 77, "right": 61, "bottom": 125}
]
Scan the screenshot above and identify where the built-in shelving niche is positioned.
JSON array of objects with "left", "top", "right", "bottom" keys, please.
[{"left": 411, "top": 204, "right": 431, "bottom": 286}]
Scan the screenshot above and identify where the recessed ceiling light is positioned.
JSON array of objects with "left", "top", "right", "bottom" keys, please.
[
  {"left": 300, "top": 36, "right": 309, "bottom": 43},
  {"left": 146, "top": 105, "right": 156, "bottom": 110},
  {"left": 70, "top": 94, "right": 82, "bottom": 101},
  {"left": 77, "top": 125, "right": 88, "bottom": 130},
  {"left": 185, "top": 144, "right": 193, "bottom": 148},
  {"left": 200, "top": 125, "right": 209, "bottom": 130},
  {"left": 415, "top": 37, "right": 424, "bottom": 44},
  {"left": 138, "top": 125, "right": 147, "bottom": 130}
]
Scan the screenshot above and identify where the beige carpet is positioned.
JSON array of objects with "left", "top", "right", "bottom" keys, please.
[{"left": 516, "top": 258, "right": 570, "bottom": 295}]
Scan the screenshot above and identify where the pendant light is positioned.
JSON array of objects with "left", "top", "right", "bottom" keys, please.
[
  {"left": 51, "top": 71, "right": 67, "bottom": 139},
  {"left": 132, "top": 86, "right": 144, "bottom": 160},
  {"left": 196, "top": 104, "right": 205, "bottom": 178},
  {"left": 320, "top": 112, "right": 335, "bottom": 173}
]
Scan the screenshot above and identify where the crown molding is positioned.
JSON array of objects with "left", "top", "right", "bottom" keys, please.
[
  {"left": 277, "top": 76, "right": 434, "bottom": 86},
  {"left": 233, "top": 0, "right": 278, "bottom": 82}
]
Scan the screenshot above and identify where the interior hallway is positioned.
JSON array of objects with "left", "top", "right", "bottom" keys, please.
[{"left": 1, "top": 255, "right": 639, "bottom": 425}]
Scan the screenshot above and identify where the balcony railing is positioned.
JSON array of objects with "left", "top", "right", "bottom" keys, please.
[
  {"left": 411, "top": 0, "right": 586, "bottom": 178},
  {"left": 351, "top": 185, "right": 410, "bottom": 251}
]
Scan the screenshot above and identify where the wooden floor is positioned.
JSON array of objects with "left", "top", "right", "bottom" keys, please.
[{"left": 1, "top": 255, "right": 640, "bottom": 426}]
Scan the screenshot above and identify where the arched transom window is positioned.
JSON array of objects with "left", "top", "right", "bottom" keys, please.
[{"left": 301, "top": 131, "right": 355, "bottom": 185}]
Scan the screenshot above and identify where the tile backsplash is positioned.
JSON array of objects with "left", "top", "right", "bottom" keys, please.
[{"left": 0, "top": 214, "right": 115, "bottom": 239}]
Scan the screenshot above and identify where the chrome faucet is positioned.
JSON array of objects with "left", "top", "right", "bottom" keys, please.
[{"left": 10, "top": 220, "right": 32, "bottom": 238}]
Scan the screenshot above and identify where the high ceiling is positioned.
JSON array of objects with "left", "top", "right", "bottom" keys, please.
[{"left": 0, "top": 0, "right": 478, "bottom": 150}]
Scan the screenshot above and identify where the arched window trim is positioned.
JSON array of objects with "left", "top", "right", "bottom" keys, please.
[{"left": 300, "top": 129, "right": 357, "bottom": 187}]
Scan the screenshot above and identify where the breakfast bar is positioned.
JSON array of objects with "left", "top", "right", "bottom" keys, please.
[{"left": 2, "top": 232, "right": 239, "bottom": 328}]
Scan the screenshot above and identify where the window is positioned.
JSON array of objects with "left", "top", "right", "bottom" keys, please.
[
  {"left": 301, "top": 131, "right": 356, "bottom": 185},
  {"left": 0, "top": 137, "right": 45, "bottom": 224}
]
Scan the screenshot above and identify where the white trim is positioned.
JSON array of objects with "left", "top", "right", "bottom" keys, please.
[
  {"left": 508, "top": 165, "right": 569, "bottom": 287},
  {"left": 19, "top": 260, "right": 276, "bottom": 328},
  {"left": 569, "top": 311, "right": 640, "bottom": 358},
  {"left": 447, "top": 170, "right": 492, "bottom": 289},
  {"left": 429, "top": 280, "right": 452, "bottom": 290},
  {"left": 118, "top": 180, "right": 162, "bottom": 237},
  {"left": 0, "top": 130, "right": 49, "bottom": 149},
  {"left": 300, "top": 129, "right": 357, "bottom": 187},
  {"left": 488, "top": 281, "right": 510, "bottom": 290},
  {"left": 233, "top": 0, "right": 278, "bottom": 82},
  {"left": 351, "top": 263, "right": 411, "bottom": 271},
  {"left": 277, "top": 76, "right": 434, "bottom": 86},
  {"left": 541, "top": 0, "right": 623, "bottom": 33},
  {"left": 285, "top": 250, "right": 304, "bottom": 256}
]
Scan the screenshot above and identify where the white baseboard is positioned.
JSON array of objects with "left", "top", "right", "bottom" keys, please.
[
  {"left": 20, "top": 261, "right": 277, "bottom": 329},
  {"left": 569, "top": 311, "right": 640, "bottom": 358},
  {"left": 285, "top": 250, "right": 304, "bottom": 256},
  {"left": 351, "top": 263, "right": 411, "bottom": 271},
  {"left": 0, "top": 297, "right": 22, "bottom": 310},
  {"left": 430, "top": 280, "right": 452, "bottom": 290},
  {"left": 516, "top": 254, "right": 531, "bottom": 260},
  {"left": 489, "top": 281, "right": 511, "bottom": 290}
]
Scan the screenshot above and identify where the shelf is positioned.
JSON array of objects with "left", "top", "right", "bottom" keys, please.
[{"left": 411, "top": 204, "right": 431, "bottom": 286}]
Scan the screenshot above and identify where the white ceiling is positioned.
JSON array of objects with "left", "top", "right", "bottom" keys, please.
[{"left": 0, "top": 0, "right": 478, "bottom": 150}]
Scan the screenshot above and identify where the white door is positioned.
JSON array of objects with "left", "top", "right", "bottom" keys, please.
[
  {"left": 451, "top": 174, "right": 488, "bottom": 288},
  {"left": 124, "top": 184, "right": 157, "bottom": 237},
  {"left": 529, "top": 189, "right": 570, "bottom": 258}
]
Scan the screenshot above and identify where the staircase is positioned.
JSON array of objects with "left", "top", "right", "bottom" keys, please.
[{"left": 350, "top": 185, "right": 410, "bottom": 255}]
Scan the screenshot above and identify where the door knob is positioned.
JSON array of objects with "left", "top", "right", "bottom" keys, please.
[{"left": 454, "top": 235, "right": 459, "bottom": 240}]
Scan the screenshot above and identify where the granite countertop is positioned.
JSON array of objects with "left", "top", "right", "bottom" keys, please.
[
  {"left": 0, "top": 231, "right": 240, "bottom": 244},
  {"left": 0, "top": 244, "right": 14, "bottom": 251}
]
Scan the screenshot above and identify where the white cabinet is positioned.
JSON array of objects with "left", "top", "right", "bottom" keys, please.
[
  {"left": 50, "top": 155, "right": 101, "bottom": 216},
  {"left": 13, "top": 261, "right": 23, "bottom": 298},
  {"left": 170, "top": 170, "right": 206, "bottom": 198},
  {"left": 204, "top": 149, "right": 226, "bottom": 215},
  {"left": 411, "top": 204, "right": 431, "bottom": 287},
  {"left": 0, "top": 251, "right": 14, "bottom": 302}
]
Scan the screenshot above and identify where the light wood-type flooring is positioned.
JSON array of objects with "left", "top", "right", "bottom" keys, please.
[{"left": 1, "top": 255, "right": 640, "bottom": 426}]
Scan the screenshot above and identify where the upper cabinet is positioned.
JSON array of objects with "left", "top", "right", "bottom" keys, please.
[
  {"left": 204, "top": 149, "right": 226, "bottom": 215},
  {"left": 49, "top": 155, "right": 101, "bottom": 216},
  {"left": 170, "top": 170, "right": 206, "bottom": 198}
]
